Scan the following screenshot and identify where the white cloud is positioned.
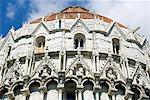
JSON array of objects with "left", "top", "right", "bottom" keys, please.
[
  {"left": 86, "top": 0, "right": 150, "bottom": 40},
  {"left": 6, "top": 3, "right": 16, "bottom": 20},
  {"left": 28, "top": 0, "right": 70, "bottom": 21}
]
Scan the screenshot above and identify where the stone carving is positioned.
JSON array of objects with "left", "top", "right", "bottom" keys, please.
[
  {"left": 40, "top": 65, "right": 51, "bottom": 78},
  {"left": 106, "top": 68, "right": 117, "bottom": 80},
  {"left": 136, "top": 74, "right": 145, "bottom": 86},
  {"left": 75, "top": 64, "right": 86, "bottom": 76}
]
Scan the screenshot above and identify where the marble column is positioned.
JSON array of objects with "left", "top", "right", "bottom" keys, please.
[
  {"left": 58, "top": 88, "right": 63, "bottom": 100},
  {"left": 78, "top": 89, "right": 82, "bottom": 100},
  {"left": 95, "top": 92, "right": 99, "bottom": 100}
]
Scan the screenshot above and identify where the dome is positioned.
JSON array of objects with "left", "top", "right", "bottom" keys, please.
[
  {"left": 0, "top": 6, "right": 150, "bottom": 100},
  {"left": 30, "top": 6, "right": 127, "bottom": 28}
]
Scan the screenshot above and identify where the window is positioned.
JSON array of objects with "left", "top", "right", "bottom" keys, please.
[
  {"left": 7, "top": 46, "right": 11, "bottom": 57},
  {"left": 59, "top": 19, "right": 61, "bottom": 28},
  {"left": 74, "top": 33, "right": 85, "bottom": 49},
  {"left": 35, "top": 36, "right": 45, "bottom": 53},
  {"left": 112, "top": 38, "right": 120, "bottom": 54},
  {"left": 64, "top": 80, "right": 77, "bottom": 100}
]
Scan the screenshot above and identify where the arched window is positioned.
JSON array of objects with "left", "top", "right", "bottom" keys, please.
[
  {"left": 46, "top": 81, "right": 58, "bottom": 100},
  {"left": 83, "top": 81, "right": 94, "bottom": 100},
  {"left": 29, "top": 82, "right": 41, "bottom": 100},
  {"left": 100, "top": 82, "right": 110, "bottom": 100},
  {"left": 0, "top": 88, "right": 8, "bottom": 100},
  {"left": 35, "top": 36, "right": 45, "bottom": 53},
  {"left": 13, "top": 85, "right": 23, "bottom": 100},
  {"left": 74, "top": 33, "right": 85, "bottom": 49},
  {"left": 131, "top": 87, "right": 140, "bottom": 100},
  {"left": 115, "top": 84, "right": 125, "bottom": 100},
  {"left": 112, "top": 38, "right": 120, "bottom": 54},
  {"left": 64, "top": 80, "right": 77, "bottom": 100},
  {"left": 7, "top": 46, "right": 11, "bottom": 57}
]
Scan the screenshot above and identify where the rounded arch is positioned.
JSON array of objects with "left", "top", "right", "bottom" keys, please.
[
  {"left": 35, "top": 35, "right": 46, "bottom": 47},
  {"left": 46, "top": 80, "right": 58, "bottom": 91},
  {"left": 65, "top": 77, "right": 79, "bottom": 86},
  {"left": 112, "top": 38, "right": 120, "bottom": 54},
  {"left": 145, "top": 88, "right": 150, "bottom": 97},
  {"left": 99, "top": 79, "right": 111, "bottom": 93},
  {"left": 115, "top": 83, "right": 126, "bottom": 95},
  {"left": 74, "top": 33, "right": 85, "bottom": 49},
  {"left": 81, "top": 78, "right": 95, "bottom": 87},
  {"left": 83, "top": 80, "right": 94, "bottom": 91},
  {"left": 10, "top": 81, "right": 24, "bottom": 91},
  {"left": 115, "top": 81, "right": 127, "bottom": 91},
  {"left": 28, "top": 78, "right": 42, "bottom": 90},
  {"left": 44, "top": 77, "right": 59, "bottom": 87},
  {"left": 29, "top": 82, "right": 41, "bottom": 93},
  {"left": 13, "top": 84, "right": 23, "bottom": 96},
  {"left": 131, "top": 85, "right": 142, "bottom": 100},
  {"left": 64, "top": 80, "right": 77, "bottom": 100},
  {"left": 0, "top": 86, "right": 9, "bottom": 99}
]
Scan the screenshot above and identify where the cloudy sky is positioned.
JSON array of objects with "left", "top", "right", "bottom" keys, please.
[{"left": 0, "top": 0, "right": 150, "bottom": 40}]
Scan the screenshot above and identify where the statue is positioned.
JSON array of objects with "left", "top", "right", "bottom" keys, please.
[
  {"left": 106, "top": 68, "right": 117, "bottom": 80},
  {"left": 136, "top": 74, "right": 145, "bottom": 86},
  {"left": 76, "top": 67, "right": 84, "bottom": 76}
]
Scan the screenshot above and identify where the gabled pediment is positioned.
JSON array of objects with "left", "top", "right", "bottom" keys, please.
[
  {"left": 65, "top": 52, "right": 94, "bottom": 78},
  {"left": 100, "top": 57, "right": 126, "bottom": 83},
  {"left": 132, "top": 66, "right": 150, "bottom": 88},
  {"left": 0, "top": 28, "right": 15, "bottom": 50},
  {"left": 31, "top": 21, "right": 50, "bottom": 36},
  {"left": 30, "top": 57, "right": 58, "bottom": 78},
  {"left": 70, "top": 18, "right": 90, "bottom": 33}
]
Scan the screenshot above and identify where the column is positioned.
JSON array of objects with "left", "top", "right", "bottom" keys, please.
[
  {"left": 93, "top": 55, "right": 96, "bottom": 71},
  {"left": 96, "top": 55, "right": 99, "bottom": 72},
  {"left": 78, "top": 89, "right": 82, "bottom": 100},
  {"left": 63, "top": 54, "right": 66, "bottom": 71},
  {"left": 58, "top": 89, "right": 63, "bottom": 100},
  {"left": 95, "top": 92, "right": 99, "bottom": 100},
  {"left": 112, "top": 95, "right": 116, "bottom": 100},
  {"left": 75, "top": 90, "right": 78, "bottom": 100}
]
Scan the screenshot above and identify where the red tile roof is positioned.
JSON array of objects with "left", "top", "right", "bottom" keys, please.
[{"left": 30, "top": 6, "right": 127, "bottom": 29}]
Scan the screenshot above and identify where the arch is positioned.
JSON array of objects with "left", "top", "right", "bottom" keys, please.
[
  {"left": 115, "top": 84, "right": 126, "bottom": 95},
  {"left": 46, "top": 80, "right": 58, "bottom": 91},
  {"left": 74, "top": 33, "right": 85, "bottom": 49},
  {"left": 28, "top": 78, "right": 42, "bottom": 90},
  {"left": 83, "top": 81, "right": 95, "bottom": 100},
  {"left": 7, "top": 46, "right": 11, "bottom": 57},
  {"left": 13, "top": 84, "right": 23, "bottom": 96},
  {"left": 145, "top": 88, "right": 150, "bottom": 98},
  {"left": 115, "top": 81, "right": 127, "bottom": 91},
  {"left": 44, "top": 78, "right": 59, "bottom": 87},
  {"left": 65, "top": 77, "right": 79, "bottom": 86},
  {"left": 29, "top": 82, "right": 40, "bottom": 93},
  {"left": 28, "top": 81, "right": 42, "bottom": 100},
  {"left": 35, "top": 35, "right": 46, "bottom": 53},
  {"left": 0, "top": 87, "right": 8, "bottom": 100},
  {"left": 64, "top": 80, "right": 77, "bottom": 100},
  {"left": 35, "top": 36, "right": 45, "bottom": 47},
  {"left": 99, "top": 80, "right": 110, "bottom": 100},
  {"left": 46, "top": 80, "right": 58, "bottom": 100},
  {"left": 81, "top": 78, "right": 95, "bottom": 87},
  {"left": 83, "top": 81, "right": 94, "bottom": 91},
  {"left": 131, "top": 85, "right": 141, "bottom": 100},
  {"left": 112, "top": 38, "right": 120, "bottom": 54}
]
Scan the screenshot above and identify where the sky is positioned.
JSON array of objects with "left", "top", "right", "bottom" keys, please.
[{"left": 0, "top": 0, "right": 150, "bottom": 40}]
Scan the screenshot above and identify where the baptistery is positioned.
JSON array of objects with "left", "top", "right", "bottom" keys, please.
[{"left": 0, "top": 6, "right": 150, "bottom": 100}]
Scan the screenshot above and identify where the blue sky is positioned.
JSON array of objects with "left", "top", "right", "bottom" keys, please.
[{"left": 0, "top": 0, "right": 150, "bottom": 40}]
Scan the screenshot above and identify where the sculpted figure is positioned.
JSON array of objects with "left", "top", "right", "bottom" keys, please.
[{"left": 106, "top": 68, "right": 117, "bottom": 80}]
